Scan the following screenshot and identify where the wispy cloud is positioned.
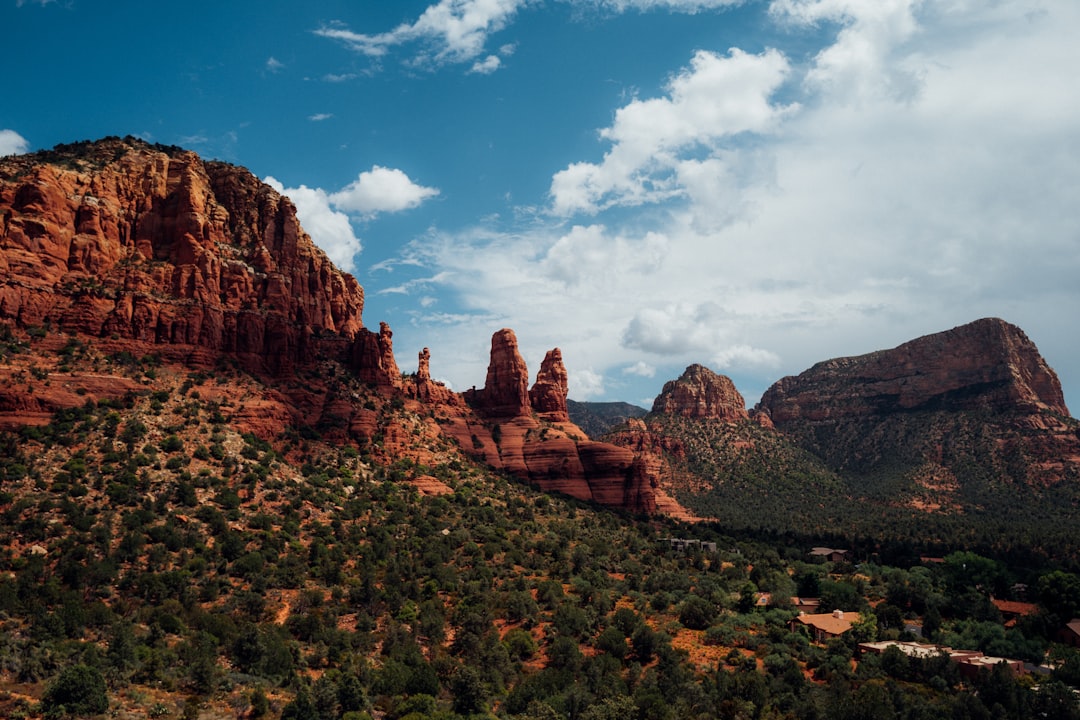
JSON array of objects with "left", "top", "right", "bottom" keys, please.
[
  {"left": 322, "top": 72, "right": 358, "bottom": 83},
  {"left": 315, "top": 0, "right": 527, "bottom": 69},
  {"left": 314, "top": 0, "right": 744, "bottom": 72},
  {"left": 266, "top": 57, "right": 285, "bottom": 73},
  {"left": 0, "top": 129, "right": 30, "bottom": 156},
  {"left": 382, "top": 0, "right": 1080, "bottom": 405},
  {"left": 579, "top": 0, "right": 744, "bottom": 11},
  {"left": 308, "top": 113, "right": 334, "bottom": 122}
]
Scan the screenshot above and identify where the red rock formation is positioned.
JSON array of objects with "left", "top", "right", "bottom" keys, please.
[
  {"left": 529, "top": 348, "right": 570, "bottom": 422},
  {"left": 757, "top": 318, "right": 1079, "bottom": 485},
  {"left": 350, "top": 322, "right": 401, "bottom": 390},
  {"left": 0, "top": 139, "right": 672, "bottom": 516},
  {"left": 0, "top": 137, "right": 364, "bottom": 377},
  {"left": 405, "top": 347, "right": 460, "bottom": 405},
  {"left": 652, "top": 364, "right": 748, "bottom": 421},
  {"left": 759, "top": 318, "right": 1069, "bottom": 423},
  {"left": 445, "top": 328, "right": 660, "bottom": 513},
  {"left": 464, "top": 328, "right": 530, "bottom": 419}
]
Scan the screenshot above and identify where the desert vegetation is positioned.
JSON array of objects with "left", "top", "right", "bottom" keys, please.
[{"left": 1, "top": 359, "right": 1080, "bottom": 719}]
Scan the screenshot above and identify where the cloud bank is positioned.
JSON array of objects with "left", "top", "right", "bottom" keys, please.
[{"left": 384, "top": 0, "right": 1080, "bottom": 407}]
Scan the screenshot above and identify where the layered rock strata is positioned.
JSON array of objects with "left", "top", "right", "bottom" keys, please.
[
  {"left": 759, "top": 318, "right": 1068, "bottom": 422},
  {"left": 757, "top": 318, "right": 1079, "bottom": 485},
  {"left": 0, "top": 137, "right": 378, "bottom": 379},
  {"left": 451, "top": 329, "right": 658, "bottom": 513}
]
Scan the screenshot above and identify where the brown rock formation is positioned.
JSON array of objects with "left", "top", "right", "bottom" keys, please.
[
  {"left": 464, "top": 328, "right": 530, "bottom": 419},
  {"left": 0, "top": 138, "right": 674, "bottom": 516},
  {"left": 0, "top": 137, "right": 364, "bottom": 377},
  {"left": 529, "top": 348, "right": 570, "bottom": 422},
  {"left": 448, "top": 329, "right": 659, "bottom": 513},
  {"left": 652, "top": 364, "right": 748, "bottom": 421},
  {"left": 350, "top": 322, "right": 401, "bottom": 390},
  {"left": 759, "top": 318, "right": 1069, "bottom": 422},
  {"left": 405, "top": 346, "right": 460, "bottom": 405},
  {"left": 757, "top": 318, "right": 1079, "bottom": 486}
]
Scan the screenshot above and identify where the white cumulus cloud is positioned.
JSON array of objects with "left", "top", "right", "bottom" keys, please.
[
  {"left": 265, "top": 165, "right": 440, "bottom": 273},
  {"left": 370, "top": 0, "right": 1080, "bottom": 411},
  {"left": 549, "top": 48, "right": 796, "bottom": 215},
  {"left": 470, "top": 55, "right": 502, "bottom": 74},
  {"left": 570, "top": 368, "right": 606, "bottom": 399},
  {"left": 329, "top": 166, "right": 440, "bottom": 217},
  {"left": 0, "top": 130, "right": 30, "bottom": 156},
  {"left": 623, "top": 361, "right": 657, "bottom": 378}
]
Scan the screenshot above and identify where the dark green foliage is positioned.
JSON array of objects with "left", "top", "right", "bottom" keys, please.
[
  {"left": 3, "top": 378, "right": 1080, "bottom": 720},
  {"left": 42, "top": 664, "right": 108, "bottom": 717},
  {"left": 677, "top": 595, "right": 716, "bottom": 630}
]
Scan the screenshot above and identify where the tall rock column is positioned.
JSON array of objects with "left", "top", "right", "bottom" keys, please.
[
  {"left": 350, "top": 321, "right": 401, "bottom": 391},
  {"left": 530, "top": 348, "right": 570, "bottom": 422},
  {"left": 465, "top": 328, "right": 530, "bottom": 418}
]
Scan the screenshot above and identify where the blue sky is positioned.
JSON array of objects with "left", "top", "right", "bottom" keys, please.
[{"left": 3, "top": 0, "right": 1079, "bottom": 413}]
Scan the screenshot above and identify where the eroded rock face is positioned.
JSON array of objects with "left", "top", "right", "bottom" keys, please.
[
  {"left": 452, "top": 329, "right": 658, "bottom": 513},
  {"left": 0, "top": 139, "right": 669, "bottom": 515},
  {"left": 652, "top": 364, "right": 748, "bottom": 421},
  {"left": 0, "top": 137, "right": 364, "bottom": 377},
  {"left": 405, "top": 347, "right": 460, "bottom": 405},
  {"left": 464, "top": 328, "right": 530, "bottom": 419},
  {"left": 757, "top": 318, "right": 1079, "bottom": 485},
  {"left": 530, "top": 348, "right": 570, "bottom": 422},
  {"left": 349, "top": 322, "right": 401, "bottom": 391},
  {"left": 758, "top": 318, "right": 1069, "bottom": 422}
]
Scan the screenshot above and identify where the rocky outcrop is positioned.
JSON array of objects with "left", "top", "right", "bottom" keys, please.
[
  {"left": 350, "top": 322, "right": 401, "bottom": 391},
  {"left": 405, "top": 346, "right": 460, "bottom": 405},
  {"left": 0, "top": 137, "right": 365, "bottom": 377},
  {"left": 759, "top": 318, "right": 1067, "bottom": 423},
  {"left": 464, "top": 329, "right": 530, "bottom": 419},
  {"left": 757, "top": 318, "right": 1079, "bottom": 486},
  {"left": 652, "top": 364, "right": 748, "bottom": 421},
  {"left": 0, "top": 138, "right": 676, "bottom": 517},
  {"left": 529, "top": 348, "right": 570, "bottom": 422},
  {"left": 451, "top": 329, "right": 659, "bottom": 513}
]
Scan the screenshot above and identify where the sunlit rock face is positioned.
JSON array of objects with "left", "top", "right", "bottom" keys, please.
[
  {"left": 757, "top": 318, "right": 1079, "bottom": 486},
  {"left": 0, "top": 136, "right": 365, "bottom": 377},
  {"left": 652, "top": 364, "right": 748, "bottom": 421}
]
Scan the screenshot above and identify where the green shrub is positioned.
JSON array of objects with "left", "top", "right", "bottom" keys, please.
[{"left": 42, "top": 664, "right": 108, "bottom": 717}]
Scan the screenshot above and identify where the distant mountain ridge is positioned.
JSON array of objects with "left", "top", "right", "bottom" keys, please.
[
  {"left": 567, "top": 399, "right": 647, "bottom": 438},
  {"left": 603, "top": 318, "right": 1080, "bottom": 549}
]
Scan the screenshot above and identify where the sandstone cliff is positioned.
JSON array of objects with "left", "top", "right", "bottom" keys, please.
[
  {"left": 759, "top": 318, "right": 1068, "bottom": 422},
  {"left": 448, "top": 329, "right": 660, "bottom": 514},
  {"left": 757, "top": 318, "right": 1079, "bottom": 487},
  {"left": 652, "top": 363, "right": 748, "bottom": 421},
  {"left": 529, "top": 348, "right": 570, "bottom": 422},
  {"left": 0, "top": 137, "right": 370, "bottom": 378},
  {"left": 0, "top": 139, "right": 667, "bottom": 517}
]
